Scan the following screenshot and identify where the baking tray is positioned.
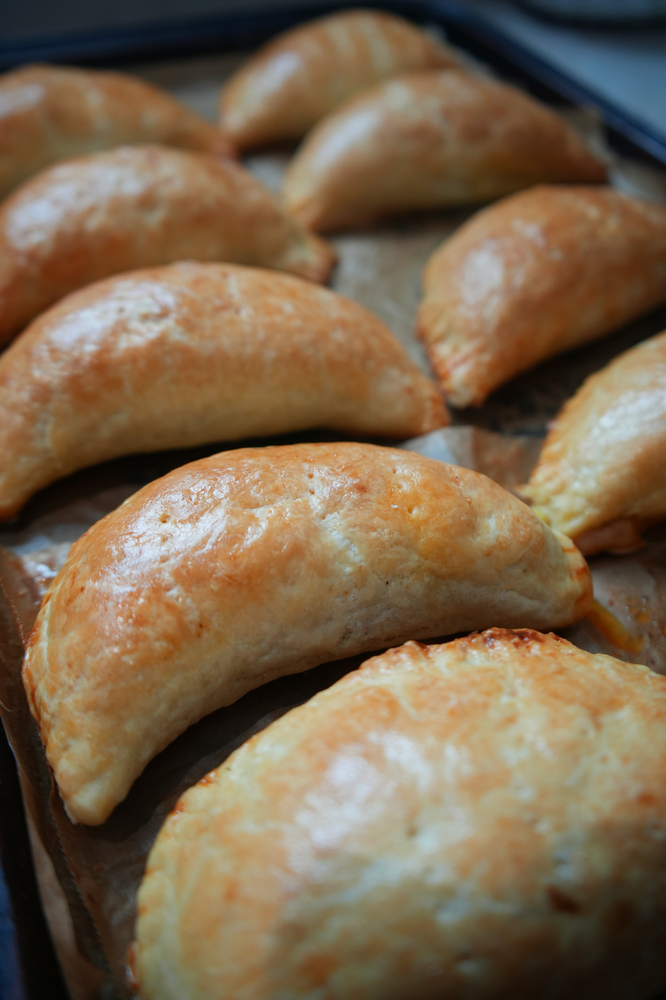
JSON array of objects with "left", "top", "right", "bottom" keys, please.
[{"left": 1, "top": 4, "right": 666, "bottom": 999}]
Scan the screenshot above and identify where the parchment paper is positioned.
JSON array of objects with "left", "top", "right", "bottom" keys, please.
[{"left": 1, "top": 42, "right": 666, "bottom": 1000}]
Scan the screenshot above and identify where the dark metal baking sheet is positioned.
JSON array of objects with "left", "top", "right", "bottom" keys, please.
[{"left": 1, "top": 4, "right": 666, "bottom": 998}]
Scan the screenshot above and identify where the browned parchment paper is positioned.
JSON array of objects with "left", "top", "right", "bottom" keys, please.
[{"left": 1, "top": 43, "right": 666, "bottom": 1000}]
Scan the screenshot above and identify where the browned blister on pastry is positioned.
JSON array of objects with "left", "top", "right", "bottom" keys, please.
[
  {"left": 0, "top": 63, "right": 234, "bottom": 198},
  {"left": 418, "top": 186, "right": 666, "bottom": 408},
  {"left": 283, "top": 70, "right": 606, "bottom": 232},
  {"left": 134, "top": 629, "right": 666, "bottom": 1000},
  {"left": 219, "top": 9, "right": 457, "bottom": 149},
  {"left": 23, "top": 443, "right": 591, "bottom": 825},
  {"left": 0, "top": 145, "right": 334, "bottom": 346},
  {"left": 522, "top": 330, "right": 666, "bottom": 555},
  {"left": 0, "top": 261, "right": 446, "bottom": 520}
]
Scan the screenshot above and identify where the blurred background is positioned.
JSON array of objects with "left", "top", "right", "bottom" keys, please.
[{"left": 2, "top": 0, "right": 665, "bottom": 140}]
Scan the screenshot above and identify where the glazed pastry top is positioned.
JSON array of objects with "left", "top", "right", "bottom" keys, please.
[
  {"left": 0, "top": 63, "right": 233, "bottom": 197},
  {"left": 134, "top": 628, "right": 666, "bottom": 1000},
  {"left": 219, "top": 9, "right": 457, "bottom": 148},
  {"left": 283, "top": 71, "right": 606, "bottom": 231},
  {"left": 23, "top": 443, "right": 590, "bottom": 825},
  {"left": 418, "top": 185, "right": 666, "bottom": 407},
  {"left": 0, "top": 261, "right": 446, "bottom": 519},
  {"left": 0, "top": 144, "right": 334, "bottom": 345}
]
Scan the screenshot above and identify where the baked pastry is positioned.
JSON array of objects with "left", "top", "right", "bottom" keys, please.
[
  {"left": 219, "top": 9, "right": 457, "bottom": 149},
  {"left": 0, "top": 145, "right": 334, "bottom": 346},
  {"left": 133, "top": 628, "right": 666, "bottom": 1000},
  {"left": 23, "top": 443, "right": 591, "bottom": 825},
  {"left": 283, "top": 70, "right": 606, "bottom": 232},
  {"left": 522, "top": 329, "right": 666, "bottom": 555},
  {"left": 418, "top": 186, "right": 666, "bottom": 408},
  {"left": 0, "top": 63, "right": 234, "bottom": 199},
  {"left": 0, "top": 261, "right": 446, "bottom": 520}
]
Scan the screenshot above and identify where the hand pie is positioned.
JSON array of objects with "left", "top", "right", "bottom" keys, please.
[
  {"left": 219, "top": 9, "right": 457, "bottom": 149},
  {"left": 283, "top": 70, "right": 606, "bottom": 232},
  {"left": 23, "top": 442, "right": 591, "bottom": 825},
  {"left": 133, "top": 629, "right": 666, "bottom": 1000},
  {"left": 418, "top": 186, "right": 666, "bottom": 407},
  {"left": 0, "top": 145, "right": 334, "bottom": 346},
  {"left": 0, "top": 63, "right": 234, "bottom": 199},
  {"left": 0, "top": 261, "right": 446, "bottom": 520},
  {"left": 522, "top": 329, "right": 666, "bottom": 555}
]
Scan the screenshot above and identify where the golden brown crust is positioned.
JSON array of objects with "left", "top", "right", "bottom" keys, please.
[
  {"left": 282, "top": 71, "right": 606, "bottom": 232},
  {"left": 0, "top": 261, "right": 446, "bottom": 520},
  {"left": 134, "top": 628, "right": 666, "bottom": 1000},
  {"left": 0, "top": 63, "right": 234, "bottom": 198},
  {"left": 23, "top": 443, "right": 591, "bottom": 825},
  {"left": 0, "top": 145, "right": 334, "bottom": 346},
  {"left": 522, "top": 329, "right": 666, "bottom": 549},
  {"left": 219, "top": 9, "right": 457, "bottom": 149},
  {"left": 418, "top": 186, "right": 666, "bottom": 408}
]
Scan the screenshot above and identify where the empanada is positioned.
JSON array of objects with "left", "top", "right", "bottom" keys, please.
[
  {"left": 133, "top": 629, "right": 666, "bottom": 1000},
  {"left": 0, "top": 63, "right": 234, "bottom": 199},
  {"left": 23, "top": 443, "right": 591, "bottom": 825},
  {"left": 219, "top": 9, "right": 457, "bottom": 149},
  {"left": 283, "top": 70, "right": 606, "bottom": 232},
  {"left": 522, "top": 329, "right": 666, "bottom": 555},
  {"left": 0, "top": 261, "right": 446, "bottom": 520},
  {"left": 418, "top": 186, "right": 666, "bottom": 407},
  {"left": 0, "top": 145, "right": 334, "bottom": 346}
]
